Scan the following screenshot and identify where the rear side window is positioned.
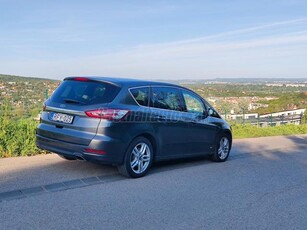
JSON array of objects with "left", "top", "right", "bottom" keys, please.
[
  {"left": 130, "top": 87, "right": 149, "bottom": 106},
  {"left": 151, "top": 87, "right": 184, "bottom": 111},
  {"left": 51, "top": 80, "right": 120, "bottom": 105}
]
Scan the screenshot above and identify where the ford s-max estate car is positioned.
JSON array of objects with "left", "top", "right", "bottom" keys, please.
[{"left": 36, "top": 77, "right": 232, "bottom": 178}]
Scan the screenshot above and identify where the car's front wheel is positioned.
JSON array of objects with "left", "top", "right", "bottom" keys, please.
[
  {"left": 211, "top": 133, "right": 231, "bottom": 162},
  {"left": 118, "top": 137, "right": 153, "bottom": 178}
]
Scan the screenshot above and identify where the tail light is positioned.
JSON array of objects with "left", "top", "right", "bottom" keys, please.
[
  {"left": 84, "top": 148, "right": 106, "bottom": 155},
  {"left": 73, "top": 77, "right": 89, "bottom": 82},
  {"left": 85, "top": 109, "right": 130, "bottom": 120}
]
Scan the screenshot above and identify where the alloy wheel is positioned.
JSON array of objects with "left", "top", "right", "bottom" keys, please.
[
  {"left": 130, "top": 142, "right": 151, "bottom": 174},
  {"left": 218, "top": 137, "right": 230, "bottom": 160}
]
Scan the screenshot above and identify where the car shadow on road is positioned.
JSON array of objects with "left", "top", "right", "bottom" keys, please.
[
  {"left": 151, "top": 135, "right": 307, "bottom": 176},
  {"left": 151, "top": 155, "right": 211, "bottom": 174}
]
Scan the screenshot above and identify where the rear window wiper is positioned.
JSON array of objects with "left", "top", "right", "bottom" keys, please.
[{"left": 63, "top": 98, "right": 86, "bottom": 105}]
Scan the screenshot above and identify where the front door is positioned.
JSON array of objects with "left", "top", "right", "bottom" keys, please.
[{"left": 181, "top": 90, "right": 218, "bottom": 154}]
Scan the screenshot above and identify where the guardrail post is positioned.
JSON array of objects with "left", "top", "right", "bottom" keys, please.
[
  {"left": 243, "top": 109, "right": 245, "bottom": 125},
  {"left": 270, "top": 113, "right": 273, "bottom": 126},
  {"left": 281, "top": 114, "right": 284, "bottom": 125},
  {"left": 300, "top": 112, "right": 303, "bottom": 125}
]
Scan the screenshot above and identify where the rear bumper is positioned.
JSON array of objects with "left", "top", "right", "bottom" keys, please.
[{"left": 36, "top": 134, "right": 126, "bottom": 165}]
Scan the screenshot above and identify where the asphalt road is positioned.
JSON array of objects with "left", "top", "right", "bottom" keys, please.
[{"left": 0, "top": 135, "right": 306, "bottom": 230}]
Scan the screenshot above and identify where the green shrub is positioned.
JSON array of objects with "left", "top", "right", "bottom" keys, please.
[
  {"left": 0, "top": 116, "right": 45, "bottom": 158},
  {"left": 232, "top": 124, "right": 307, "bottom": 139}
]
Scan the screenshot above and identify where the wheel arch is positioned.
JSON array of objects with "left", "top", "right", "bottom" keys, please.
[
  {"left": 134, "top": 133, "right": 158, "bottom": 159},
  {"left": 118, "top": 132, "right": 157, "bottom": 178},
  {"left": 222, "top": 129, "right": 232, "bottom": 150}
]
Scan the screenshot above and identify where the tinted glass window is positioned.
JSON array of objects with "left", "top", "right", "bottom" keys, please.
[
  {"left": 151, "top": 87, "right": 184, "bottom": 111},
  {"left": 51, "top": 80, "right": 120, "bottom": 105},
  {"left": 182, "top": 91, "right": 204, "bottom": 114},
  {"left": 130, "top": 87, "right": 149, "bottom": 106}
]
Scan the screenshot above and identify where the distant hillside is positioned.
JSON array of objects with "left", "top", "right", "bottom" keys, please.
[
  {"left": 212, "top": 78, "right": 307, "bottom": 83},
  {"left": 0, "top": 74, "right": 60, "bottom": 118},
  {"left": 0, "top": 74, "right": 58, "bottom": 82},
  {"left": 0, "top": 74, "right": 306, "bottom": 119},
  {"left": 165, "top": 78, "right": 307, "bottom": 84}
]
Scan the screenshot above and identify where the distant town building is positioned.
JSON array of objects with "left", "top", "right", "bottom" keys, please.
[
  {"left": 223, "top": 113, "right": 259, "bottom": 120},
  {"left": 260, "top": 108, "right": 305, "bottom": 118},
  {"left": 223, "top": 108, "right": 305, "bottom": 126}
]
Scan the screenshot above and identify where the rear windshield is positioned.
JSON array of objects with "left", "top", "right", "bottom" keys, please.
[{"left": 51, "top": 80, "right": 120, "bottom": 105}]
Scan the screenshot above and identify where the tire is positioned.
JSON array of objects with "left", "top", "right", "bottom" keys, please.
[
  {"left": 59, "top": 155, "right": 77, "bottom": 160},
  {"left": 118, "top": 137, "right": 154, "bottom": 178},
  {"left": 211, "top": 133, "right": 231, "bottom": 162}
]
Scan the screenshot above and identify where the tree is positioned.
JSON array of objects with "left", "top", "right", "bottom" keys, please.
[
  {"left": 238, "top": 98, "right": 249, "bottom": 113},
  {"left": 301, "top": 108, "right": 307, "bottom": 124},
  {"left": 215, "top": 100, "right": 232, "bottom": 118}
]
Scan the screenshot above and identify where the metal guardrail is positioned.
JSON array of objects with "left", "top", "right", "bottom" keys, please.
[{"left": 225, "top": 114, "right": 304, "bottom": 126}]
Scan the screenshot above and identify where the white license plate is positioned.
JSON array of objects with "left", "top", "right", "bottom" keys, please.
[{"left": 51, "top": 113, "right": 74, "bottom": 124}]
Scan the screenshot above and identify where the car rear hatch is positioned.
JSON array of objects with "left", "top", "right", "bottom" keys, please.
[{"left": 37, "top": 77, "right": 121, "bottom": 146}]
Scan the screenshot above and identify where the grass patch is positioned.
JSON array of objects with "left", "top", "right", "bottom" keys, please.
[
  {"left": 0, "top": 114, "right": 306, "bottom": 158},
  {"left": 232, "top": 124, "right": 307, "bottom": 139}
]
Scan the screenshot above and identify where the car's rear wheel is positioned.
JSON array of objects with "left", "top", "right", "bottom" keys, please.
[
  {"left": 211, "top": 133, "right": 231, "bottom": 162},
  {"left": 118, "top": 137, "right": 153, "bottom": 178}
]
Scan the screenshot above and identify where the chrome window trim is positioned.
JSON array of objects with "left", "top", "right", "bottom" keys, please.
[{"left": 129, "top": 84, "right": 209, "bottom": 114}]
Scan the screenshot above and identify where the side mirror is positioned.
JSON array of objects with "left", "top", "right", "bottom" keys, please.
[
  {"left": 208, "top": 108, "right": 214, "bottom": 116},
  {"left": 202, "top": 110, "right": 209, "bottom": 118}
]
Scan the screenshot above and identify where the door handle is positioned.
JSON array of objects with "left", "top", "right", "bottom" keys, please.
[{"left": 153, "top": 114, "right": 166, "bottom": 119}]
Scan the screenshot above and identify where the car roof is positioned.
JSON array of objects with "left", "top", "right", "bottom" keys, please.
[{"left": 64, "top": 76, "right": 182, "bottom": 88}]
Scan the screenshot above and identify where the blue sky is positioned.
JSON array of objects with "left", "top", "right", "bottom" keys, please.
[{"left": 0, "top": 0, "right": 307, "bottom": 80}]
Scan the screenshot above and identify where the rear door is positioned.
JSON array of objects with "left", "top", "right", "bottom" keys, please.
[
  {"left": 37, "top": 78, "right": 120, "bottom": 146},
  {"left": 149, "top": 86, "right": 192, "bottom": 158}
]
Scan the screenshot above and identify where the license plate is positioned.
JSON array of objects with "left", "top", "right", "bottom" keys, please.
[{"left": 51, "top": 113, "right": 74, "bottom": 124}]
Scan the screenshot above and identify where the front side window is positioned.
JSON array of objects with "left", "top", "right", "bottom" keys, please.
[
  {"left": 182, "top": 91, "right": 205, "bottom": 114},
  {"left": 151, "top": 87, "right": 184, "bottom": 111},
  {"left": 130, "top": 87, "right": 149, "bottom": 106}
]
